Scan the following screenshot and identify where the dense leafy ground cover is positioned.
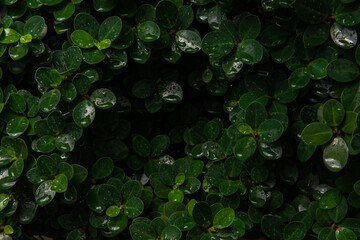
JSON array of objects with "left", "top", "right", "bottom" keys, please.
[{"left": 1, "top": 0, "right": 360, "bottom": 239}]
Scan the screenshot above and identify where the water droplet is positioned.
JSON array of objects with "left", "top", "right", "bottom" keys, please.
[{"left": 330, "top": 23, "right": 357, "bottom": 49}]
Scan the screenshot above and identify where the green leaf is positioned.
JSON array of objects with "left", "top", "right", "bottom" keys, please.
[
  {"left": 8, "top": 42, "right": 29, "bottom": 61},
  {"left": 83, "top": 49, "right": 105, "bottom": 64},
  {"left": 323, "top": 137, "right": 349, "bottom": 172},
  {"left": 335, "top": 227, "right": 357, "bottom": 240},
  {"left": 98, "top": 184, "right": 121, "bottom": 206},
  {"left": 213, "top": 208, "right": 235, "bottom": 229},
  {"left": 72, "top": 100, "right": 96, "bottom": 128},
  {"left": 55, "top": 134, "right": 75, "bottom": 152},
  {"left": 327, "top": 59, "right": 360, "bottom": 82},
  {"left": 71, "top": 30, "right": 95, "bottom": 49},
  {"left": 283, "top": 221, "right": 307, "bottom": 240},
  {"left": 168, "top": 189, "right": 184, "bottom": 202},
  {"left": 258, "top": 119, "right": 284, "bottom": 143},
  {"left": 341, "top": 82, "right": 360, "bottom": 111},
  {"left": 53, "top": 3, "right": 75, "bottom": 22},
  {"left": 156, "top": 0, "right": 178, "bottom": 29},
  {"left": 124, "top": 197, "right": 144, "bottom": 218},
  {"left": 98, "top": 16, "right": 122, "bottom": 41},
  {"left": 74, "top": 13, "right": 99, "bottom": 38},
  {"left": 236, "top": 39, "right": 263, "bottom": 64},
  {"left": 129, "top": 38, "right": 151, "bottom": 64},
  {"left": 321, "top": 99, "right": 345, "bottom": 127},
  {"left": 151, "top": 135, "right": 169, "bottom": 157},
  {"left": 320, "top": 190, "right": 343, "bottom": 213},
  {"left": 93, "top": 0, "right": 117, "bottom": 12},
  {"left": 23, "top": 16, "right": 47, "bottom": 39},
  {"left": 70, "top": 164, "right": 88, "bottom": 184},
  {"left": 238, "top": 14, "right": 261, "bottom": 40},
  {"left": 35, "top": 67, "right": 64, "bottom": 87},
  {"left": 138, "top": 21, "right": 160, "bottom": 42},
  {"left": 36, "top": 135, "right": 56, "bottom": 153},
  {"left": 39, "top": 89, "right": 61, "bottom": 112},
  {"left": 132, "top": 135, "right": 150, "bottom": 157},
  {"left": 335, "top": 3, "right": 360, "bottom": 27},
  {"left": 261, "top": 215, "right": 285, "bottom": 240},
  {"left": 9, "top": 93, "right": 26, "bottom": 113},
  {"left": 201, "top": 31, "right": 234, "bottom": 57},
  {"left": 259, "top": 25, "right": 287, "bottom": 47},
  {"left": 135, "top": 4, "right": 156, "bottom": 24},
  {"left": 249, "top": 186, "right": 266, "bottom": 207},
  {"left": 92, "top": 157, "right": 114, "bottom": 179},
  {"left": 202, "top": 141, "right": 224, "bottom": 161},
  {"left": 239, "top": 91, "right": 268, "bottom": 109},
  {"left": 158, "top": 81, "right": 183, "bottom": 103},
  {"left": 51, "top": 173, "right": 68, "bottom": 193},
  {"left": 329, "top": 197, "right": 348, "bottom": 223},
  {"left": 35, "top": 180, "right": 56, "bottom": 207},
  {"left": 233, "top": 136, "right": 257, "bottom": 161},
  {"left": 303, "top": 23, "right": 330, "bottom": 47},
  {"left": 304, "top": 58, "right": 328, "bottom": 80},
  {"left": 40, "top": 0, "right": 63, "bottom": 6},
  {"left": 301, "top": 122, "right": 333, "bottom": 145},
  {"left": 175, "top": 30, "right": 201, "bottom": 53},
  {"left": 6, "top": 117, "right": 29, "bottom": 138},
  {"left": 0, "top": 28, "right": 20, "bottom": 44},
  {"left": 107, "top": 213, "right": 128, "bottom": 234},
  {"left": 161, "top": 225, "right": 182, "bottom": 240},
  {"left": 193, "top": 202, "right": 212, "bottom": 228},
  {"left": 0, "top": 194, "right": 10, "bottom": 211},
  {"left": 37, "top": 155, "right": 58, "bottom": 176},
  {"left": 90, "top": 88, "right": 116, "bottom": 109},
  {"left": 121, "top": 180, "right": 142, "bottom": 201},
  {"left": 64, "top": 46, "right": 82, "bottom": 72},
  {"left": 106, "top": 205, "right": 121, "bottom": 218},
  {"left": 341, "top": 111, "right": 357, "bottom": 134},
  {"left": 297, "top": 141, "right": 316, "bottom": 163},
  {"left": 356, "top": 45, "right": 360, "bottom": 65},
  {"left": 294, "top": 0, "right": 330, "bottom": 24},
  {"left": 129, "top": 222, "right": 156, "bottom": 240},
  {"left": 318, "top": 227, "right": 336, "bottom": 240}
]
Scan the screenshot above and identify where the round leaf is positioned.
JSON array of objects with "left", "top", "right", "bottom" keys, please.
[
  {"left": 301, "top": 122, "right": 333, "bottom": 146},
  {"left": 201, "top": 31, "right": 234, "bottom": 57},
  {"left": 323, "top": 137, "right": 349, "bottom": 172},
  {"left": 213, "top": 208, "right": 235, "bottom": 229}
]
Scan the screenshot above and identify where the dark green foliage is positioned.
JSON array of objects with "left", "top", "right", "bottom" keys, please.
[{"left": 0, "top": 0, "right": 360, "bottom": 240}]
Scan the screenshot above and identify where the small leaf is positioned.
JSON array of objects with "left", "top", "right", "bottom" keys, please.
[
  {"left": 236, "top": 39, "right": 263, "bottom": 64},
  {"left": 323, "top": 137, "right": 349, "bottom": 172},
  {"left": 283, "top": 221, "right": 307, "bottom": 240},
  {"left": 175, "top": 30, "right": 201, "bottom": 53},
  {"left": 90, "top": 88, "right": 116, "bottom": 109},
  {"left": 301, "top": 122, "right": 333, "bottom": 145},
  {"left": 233, "top": 136, "right": 257, "bottom": 161},
  {"left": 35, "top": 180, "right": 56, "bottom": 207},
  {"left": 92, "top": 157, "right": 114, "bottom": 179},
  {"left": 213, "top": 208, "right": 235, "bottom": 229},
  {"left": 39, "top": 89, "right": 61, "bottom": 112},
  {"left": 6, "top": 117, "right": 29, "bottom": 138},
  {"left": 124, "top": 197, "right": 144, "bottom": 218},
  {"left": 72, "top": 100, "right": 96, "bottom": 128},
  {"left": 51, "top": 173, "right": 68, "bottom": 193},
  {"left": 71, "top": 30, "right": 95, "bottom": 48},
  {"left": 138, "top": 21, "right": 160, "bottom": 42},
  {"left": 201, "top": 31, "right": 234, "bottom": 57},
  {"left": 98, "top": 16, "right": 122, "bottom": 41},
  {"left": 327, "top": 59, "right": 360, "bottom": 82},
  {"left": 319, "top": 189, "right": 342, "bottom": 210},
  {"left": 258, "top": 119, "right": 284, "bottom": 143}
]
